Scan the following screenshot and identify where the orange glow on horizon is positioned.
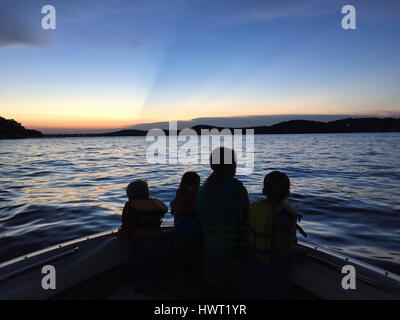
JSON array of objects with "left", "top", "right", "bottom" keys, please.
[
  {"left": 2, "top": 93, "right": 399, "bottom": 132},
  {"left": 6, "top": 107, "right": 399, "bottom": 133}
]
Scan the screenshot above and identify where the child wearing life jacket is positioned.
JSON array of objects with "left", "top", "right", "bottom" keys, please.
[
  {"left": 170, "top": 171, "right": 202, "bottom": 298},
  {"left": 197, "top": 148, "right": 250, "bottom": 299},
  {"left": 243, "top": 171, "right": 307, "bottom": 299},
  {"left": 120, "top": 179, "right": 168, "bottom": 238},
  {"left": 118, "top": 179, "right": 168, "bottom": 295}
]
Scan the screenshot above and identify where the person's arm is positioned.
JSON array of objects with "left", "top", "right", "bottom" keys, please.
[
  {"left": 151, "top": 198, "right": 168, "bottom": 222},
  {"left": 240, "top": 186, "right": 250, "bottom": 225},
  {"left": 121, "top": 202, "right": 130, "bottom": 229},
  {"left": 234, "top": 185, "right": 250, "bottom": 259},
  {"left": 117, "top": 202, "right": 131, "bottom": 238},
  {"left": 158, "top": 200, "right": 168, "bottom": 216},
  {"left": 240, "top": 186, "right": 250, "bottom": 246},
  {"left": 170, "top": 197, "right": 177, "bottom": 218},
  {"left": 274, "top": 210, "right": 308, "bottom": 257}
]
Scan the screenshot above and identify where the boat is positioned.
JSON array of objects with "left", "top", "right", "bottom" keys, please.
[{"left": 0, "top": 227, "right": 399, "bottom": 300}]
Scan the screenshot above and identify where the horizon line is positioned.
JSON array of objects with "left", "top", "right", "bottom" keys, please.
[{"left": 37, "top": 114, "right": 400, "bottom": 135}]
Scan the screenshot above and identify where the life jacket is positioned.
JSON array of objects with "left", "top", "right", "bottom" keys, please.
[
  {"left": 197, "top": 176, "right": 247, "bottom": 260},
  {"left": 122, "top": 198, "right": 168, "bottom": 238},
  {"left": 171, "top": 186, "right": 198, "bottom": 220},
  {"left": 171, "top": 187, "right": 201, "bottom": 233},
  {"left": 248, "top": 199, "right": 301, "bottom": 263}
]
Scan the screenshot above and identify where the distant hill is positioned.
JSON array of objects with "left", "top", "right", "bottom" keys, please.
[
  {"left": 44, "top": 129, "right": 147, "bottom": 138},
  {"left": 189, "top": 118, "right": 400, "bottom": 135},
  {"left": 8, "top": 117, "right": 400, "bottom": 139},
  {"left": 89, "top": 129, "right": 147, "bottom": 137},
  {"left": 50, "top": 117, "right": 398, "bottom": 137},
  {"left": 0, "top": 117, "right": 43, "bottom": 139},
  {"left": 126, "top": 114, "right": 376, "bottom": 131}
]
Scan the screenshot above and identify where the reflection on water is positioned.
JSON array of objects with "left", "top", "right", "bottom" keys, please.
[{"left": 0, "top": 133, "right": 399, "bottom": 274}]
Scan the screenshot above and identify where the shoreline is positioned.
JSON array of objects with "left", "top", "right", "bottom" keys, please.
[
  {"left": 1, "top": 130, "right": 399, "bottom": 141},
  {"left": 1, "top": 117, "right": 400, "bottom": 139}
]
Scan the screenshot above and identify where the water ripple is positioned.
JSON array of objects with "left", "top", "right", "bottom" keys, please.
[{"left": 0, "top": 133, "right": 399, "bottom": 274}]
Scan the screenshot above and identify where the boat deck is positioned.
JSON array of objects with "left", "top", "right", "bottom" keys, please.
[
  {"left": 50, "top": 261, "right": 318, "bottom": 300},
  {"left": 1, "top": 229, "right": 399, "bottom": 300}
]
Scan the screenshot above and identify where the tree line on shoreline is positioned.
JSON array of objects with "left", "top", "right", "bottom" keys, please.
[
  {"left": 0, "top": 117, "right": 43, "bottom": 139},
  {"left": 1, "top": 116, "right": 399, "bottom": 139}
]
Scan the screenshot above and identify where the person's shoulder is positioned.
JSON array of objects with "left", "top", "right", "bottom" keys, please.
[
  {"left": 231, "top": 176, "right": 242, "bottom": 184},
  {"left": 149, "top": 198, "right": 168, "bottom": 212},
  {"left": 123, "top": 200, "right": 133, "bottom": 210},
  {"left": 198, "top": 182, "right": 211, "bottom": 195},
  {"left": 280, "top": 202, "right": 297, "bottom": 216},
  {"left": 250, "top": 198, "right": 267, "bottom": 210},
  {"left": 122, "top": 201, "right": 130, "bottom": 214},
  {"left": 231, "top": 177, "right": 247, "bottom": 190},
  {"left": 275, "top": 203, "right": 296, "bottom": 225},
  {"left": 175, "top": 186, "right": 185, "bottom": 196},
  {"left": 130, "top": 198, "right": 168, "bottom": 213}
]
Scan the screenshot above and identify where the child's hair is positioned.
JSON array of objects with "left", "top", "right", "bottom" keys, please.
[
  {"left": 209, "top": 147, "right": 237, "bottom": 172},
  {"left": 263, "top": 171, "right": 290, "bottom": 204},
  {"left": 180, "top": 171, "right": 200, "bottom": 189},
  {"left": 126, "top": 179, "right": 149, "bottom": 201},
  {"left": 205, "top": 147, "right": 237, "bottom": 187}
]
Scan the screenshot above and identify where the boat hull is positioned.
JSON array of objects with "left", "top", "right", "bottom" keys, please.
[{"left": 0, "top": 228, "right": 399, "bottom": 300}]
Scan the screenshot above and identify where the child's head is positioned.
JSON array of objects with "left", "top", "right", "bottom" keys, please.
[
  {"left": 180, "top": 171, "right": 200, "bottom": 189},
  {"left": 126, "top": 179, "right": 149, "bottom": 201},
  {"left": 209, "top": 147, "right": 237, "bottom": 177},
  {"left": 263, "top": 171, "right": 290, "bottom": 203}
]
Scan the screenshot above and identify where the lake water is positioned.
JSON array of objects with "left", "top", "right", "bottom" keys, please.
[{"left": 0, "top": 133, "right": 399, "bottom": 275}]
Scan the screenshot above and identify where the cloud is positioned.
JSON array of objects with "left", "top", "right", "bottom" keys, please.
[
  {"left": 179, "top": 0, "right": 325, "bottom": 28},
  {"left": 1, "top": 0, "right": 398, "bottom": 49},
  {"left": 0, "top": 5, "right": 47, "bottom": 49}
]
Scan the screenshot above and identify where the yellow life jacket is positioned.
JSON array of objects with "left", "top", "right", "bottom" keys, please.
[
  {"left": 126, "top": 198, "right": 168, "bottom": 238},
  {"left": 248, "top": 199, "right": 298, "bottom": 263}
]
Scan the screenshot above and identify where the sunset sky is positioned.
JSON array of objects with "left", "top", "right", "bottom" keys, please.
[{"left": 0, "top": 0, "right": 400, "bottom": 133}]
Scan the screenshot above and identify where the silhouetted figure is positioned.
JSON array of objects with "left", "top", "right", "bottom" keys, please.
[
  {"left": 118, "top": 179, "right": 168, "bottom": 295},
  {"left": 197, "top": 147, "right": 249, "bottom": 299},
  {"left": 170, "top": 171, "right": 202, "bottom": 299},
  {"left": 243, "top": 171, "right": 307, "bottom": 299}
]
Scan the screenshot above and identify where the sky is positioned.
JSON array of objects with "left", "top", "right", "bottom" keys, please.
[{"left": 0, "top": 0, "right": 400, "bottom": 133}]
